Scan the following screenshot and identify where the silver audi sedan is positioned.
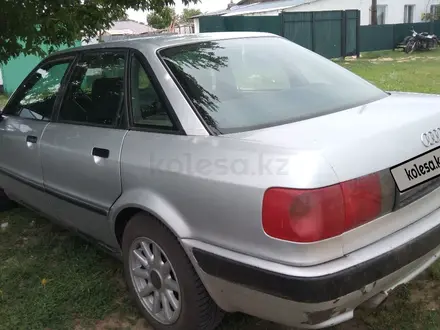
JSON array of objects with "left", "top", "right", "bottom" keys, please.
[{"left": 1, "top": 32, "right": 440, "bottom": 329}]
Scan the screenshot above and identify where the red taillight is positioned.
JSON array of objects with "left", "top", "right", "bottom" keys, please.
[
  {"left": 340, "top": 173, "right": 382, "bottom": 231},
  {"left": 262, "top": 172, "right": 394, "bottom": 243}
]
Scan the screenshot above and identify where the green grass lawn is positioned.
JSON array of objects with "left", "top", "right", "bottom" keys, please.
[{"left": 2, "top": 49, "right": 440, "bottom": 330}]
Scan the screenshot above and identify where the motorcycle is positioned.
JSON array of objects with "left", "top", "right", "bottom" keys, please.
[{"left": 404, "top": 29, "right": 440, "bottom": 54}]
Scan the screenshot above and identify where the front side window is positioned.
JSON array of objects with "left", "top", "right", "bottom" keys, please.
[
  {"left": 4, "top": 61, "right": 71, "bottom": 120},
  {"left": 159, "top": 37, "right": 387, "bottom": 134},
  {"left": 130, "top": 56, "right": 175, "bottom": 130},
  {"left": 59, "top": 51, "right": 126, "bottom": 126}
]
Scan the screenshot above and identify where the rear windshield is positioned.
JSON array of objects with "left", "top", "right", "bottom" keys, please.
[{"left": 159, "top": 37, "right": 387, "bottom": 134}]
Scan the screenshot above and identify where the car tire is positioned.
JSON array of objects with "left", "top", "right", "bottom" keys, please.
[
  {"left": 122, "top": 212, "right": 224, "bottom": 330},
  {"left": 0, "top": 189, "right": 16, "bottom": 212}
]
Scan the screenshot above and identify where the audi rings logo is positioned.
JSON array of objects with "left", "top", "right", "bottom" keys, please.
[{"left": 421, "top": 129, "right": 440, "bottom": 147}]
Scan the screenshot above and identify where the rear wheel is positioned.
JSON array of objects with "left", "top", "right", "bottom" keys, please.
[{"left": 122, "top": 213, "right": 224, "bottom": 330}]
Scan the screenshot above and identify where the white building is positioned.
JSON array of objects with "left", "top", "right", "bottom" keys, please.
[{"left": 194, "top": 0, "right": 440, "bottom": 32}]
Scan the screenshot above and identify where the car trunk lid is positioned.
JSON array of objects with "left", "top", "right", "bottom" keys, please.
[
  {"left": 226, "top": 92, "right": 440, "bottom": 254},
  {"left": 226, "top": 92, "right": 440, "bottom": 184}
]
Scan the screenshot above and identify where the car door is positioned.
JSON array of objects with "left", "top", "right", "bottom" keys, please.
[
  {"left": 40, "top": 50, "right": 128, "bottom": 248},
  {"left": 0, "top": 57, "right": 74, "bottom": 210}
]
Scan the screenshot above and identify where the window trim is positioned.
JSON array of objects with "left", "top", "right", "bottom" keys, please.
[
  {"left": 370, "top": 4, "right": 387, "bottom": 25},
  {"left": 126, "top": 49, "right": 185, "bottom": 135},
  {"left": 377, "top": 5, "right": 387, "bottom": 25},
  {"left": 2, "top": 55, "right": 77, "bottom": 121},
  {"left": 52, "top": 48, "right": 130, "bottom": 129},
  {"left": 431, "top": 4, "right": 440, "bottom": 19},
  {"left": 404, "top": 4, "right": 415, "bottom": 23}
]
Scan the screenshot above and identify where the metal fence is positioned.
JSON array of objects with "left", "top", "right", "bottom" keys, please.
[
  {"left": 282, "top": 10, "right": 359, "bottom": 59},
  {"left": 199, "top": 11, "right": 440, "bottom": 59},
  {"left": 360, "top": 21, "right": 440, "bottom": 52},
  {"left": 2, "top": 15, "right": 440, "bottom": 96},
  {"left": 200, "top": 10, "right": 360, "bottom": 59}
]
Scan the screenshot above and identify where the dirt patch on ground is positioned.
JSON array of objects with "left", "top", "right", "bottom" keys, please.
[
  {"left": 410, "top": 280, "right": 440, "bottom": 311},
  {"left": 377, "top": 57, "right": 394, "bottom": 62},
  {"left": 75, "top": 314, "right": 152, "bottom": 330},
  {"left": 369, "top": 57, "right": 394, "bottom": 62},
  {"left": 344, "top": 56, "right": 361, "bottom": 61}
]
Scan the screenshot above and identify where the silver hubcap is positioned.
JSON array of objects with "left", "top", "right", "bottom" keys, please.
[{"left": 129, "top": 237, "right": 181, "bottom": 324}]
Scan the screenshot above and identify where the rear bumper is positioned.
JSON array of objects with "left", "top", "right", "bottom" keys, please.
[
  {"left": 183, "top": 220, "right": 440, "bottom": 329},
  {"left": 193, "top": 220, "right": 440, "bottom": 304}
]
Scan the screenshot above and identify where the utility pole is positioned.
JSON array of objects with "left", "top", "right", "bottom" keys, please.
[{"left": 371, "top": 0, "right": 378, "bottom": 25}]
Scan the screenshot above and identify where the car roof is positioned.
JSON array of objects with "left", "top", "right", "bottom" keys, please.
[{"left": 49, "top": 32, "right": 277, "bottom": 58}]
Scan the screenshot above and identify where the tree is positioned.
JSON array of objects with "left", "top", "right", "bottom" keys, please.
[
  {"left": 371, "top": 0, "right": 378, "bottom": 25},
  {"left": 180, "top": 8, "right": 202, "bottom": 23},
  {"left": 0, "top": 0, "right": 198, "bottom": 64},
  {"left": 118, "top": 12, "right": 130, "bottom": 21},
  {"left": 147, "top": 7, "right": 176, "bottom": 30}
]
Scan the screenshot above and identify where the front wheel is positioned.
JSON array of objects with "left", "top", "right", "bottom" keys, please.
[
  {"left": 405, "top": 40, "right": 417, "bottom": 54},
  {"left": 122, "top": 213, "right": 224, "bottom": 330}
]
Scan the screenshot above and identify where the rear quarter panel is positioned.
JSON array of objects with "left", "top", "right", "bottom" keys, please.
[{"left": 114, "top": 130, "right": 345, "bottom": 266}]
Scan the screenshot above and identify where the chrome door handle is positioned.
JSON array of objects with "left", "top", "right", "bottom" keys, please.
[
  {"left": 92, "top": 147, "right": 109, "bottom": 159},
  {"left": 26, "top": 135, "right": 38, "bottom": 143}
]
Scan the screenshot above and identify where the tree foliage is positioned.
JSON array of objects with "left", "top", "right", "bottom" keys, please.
[
  {"left": 161, "top": 41, "right": 228, "bottom": 132},
  {"left": 180, "top": 8, "right": 202, "bottom": 23},
  {"left": 422, "top": 12, "right": 440, "bottom": 22},
  {"left": 0, "top": 0, "right": 198, "bottom": 64},
  {"left": 147, "top": 7, "right": 176, "bottom": 30}
]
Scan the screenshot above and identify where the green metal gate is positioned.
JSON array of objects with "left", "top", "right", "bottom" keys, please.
[{"left": 281, "top": 10, "right": 360, "bottom": 59}]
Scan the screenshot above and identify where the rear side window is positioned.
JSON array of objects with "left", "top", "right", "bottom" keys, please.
[
  {"left": 58, "top": 51, "right": 126, "bottom": 127},
  {"left": 129, "top": 56, "right": 176, "bottom": 130},
  {"left": 3, "top": 61, "right": 72, "bottom": 120},
  {"left": 159, "top": 37, "right": 387, "bottom": 134}
]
